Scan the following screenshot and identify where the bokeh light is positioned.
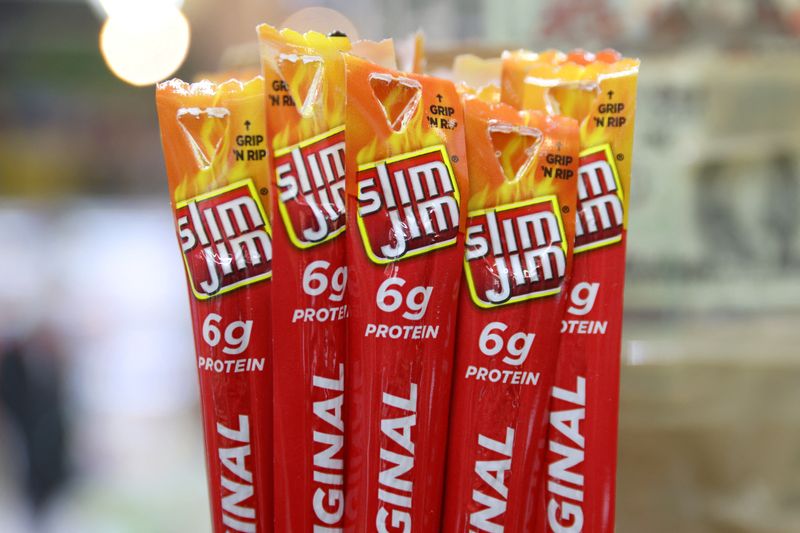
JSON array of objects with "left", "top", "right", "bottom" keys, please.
[
  {"left": 99, "top": 4, "right": 190, "bottom": 86},
  {"left": 90, "top": 0, "right": 184, "bottom": 18}
]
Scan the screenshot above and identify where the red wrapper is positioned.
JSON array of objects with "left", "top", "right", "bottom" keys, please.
[
  {"left": 508, "top": 50, "right": 640, "bottom": 532},
  {"left": 342, "top": 55, "right": 469, "bottom": 531},
  {"left": 443, "top": 93, "right": 579, "bottom": 532},
  {"left": 257, "top": 25, "right": 398, "bottom": 531},
  {"left": 156, "top": 78, "right": 274, "bottom": 532},
  {"left": 257, "top": 26, "right": 350, "bottom": 532}
]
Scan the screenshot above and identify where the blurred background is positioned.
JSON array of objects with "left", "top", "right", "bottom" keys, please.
[{"left": 1, "top": 0, "right": 799, "bottom": 531}]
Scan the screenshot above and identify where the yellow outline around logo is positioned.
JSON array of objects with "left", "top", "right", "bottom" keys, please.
[
  {"left": 356, "top": 144, "right": 461, "bottom": 264},
  {"left": 574, "top": 144, "right": 625, "bottom": 254},
  {"left": 176, "top": 179, "right": 273, "bottom": 300},
  {"left": 464, "top": 195, "right": 566, "bottom": 309},
  {"left": 273, "top": 125, "right": 347, "bottom": 249}
]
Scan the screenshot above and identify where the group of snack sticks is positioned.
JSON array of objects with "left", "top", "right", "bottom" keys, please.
[{"left": 156, "top": 25, "right": 638, "bottom": 533}]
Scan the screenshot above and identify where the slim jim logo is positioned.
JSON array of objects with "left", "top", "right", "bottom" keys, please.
[
  {"left": 465, "top": 197, "right": 567, "bottom": 308},
  {"left": 357, "top": 145, "right": 460, "bottom": 264},
  {"left": 176, "top": 180, "right": 272, "bottom": 299},
  {"left": 575, "top": 145, "right": 624, "bottom": 253},
  {"left": 274, "top": 126, "right": 346, "bottom": 248}
]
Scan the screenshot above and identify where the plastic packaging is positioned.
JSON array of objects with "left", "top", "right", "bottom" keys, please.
[
  {"left": 257, "top": 25, "right": 399, "bottom": 531},
  {"left": 342, "top": 55, "right": 468, "bottom": 531},
  {"left": 156, "top": 77, "right": 273, "bottom": 533},
  {"left": 450, "top": 55, "right": 502, "bottom": 92},
  {"left": 257, "top": 26, "right": 350, "bottom": 533},
  {"left": 500, "top": 49, "right": 565, "bottom": 110},
  {"left": 442, "top": 91, "right": 579, "bottom": 532},
  {"left": 509, "top": 50, "right": 639, "bottom": 533},
  {"left": 396, "top": 30, "right": 426, "bottom": 74}
]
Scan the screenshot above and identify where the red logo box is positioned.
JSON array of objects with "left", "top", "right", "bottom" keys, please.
[
  {"left": 274, "top": 126, "right": 347, "bottom": 248},
  {"left": 575, "top": 145, "right": 624, "bottom": 253},
  {"left": 356, "top": 145, "right": 461, "bottom": 263},
  {"left": 176, "top": 180, "right": 272, "bottom": 299},
  {"left": 464, "top": 197, "right": 567, "bottom": 308}
]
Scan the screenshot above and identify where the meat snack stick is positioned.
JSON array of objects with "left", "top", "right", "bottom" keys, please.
[
  {"left": 343, "top": 55, "right": 468, "bottom": 531},
  {"left": 256, "top": 24, "right": 397, "bottom": 532},
  {"left": 512, "top": 50, "right": 639, "bottom": 533},
  {"left": 257, "top": 26, "right": 349, "bottom": 533},
  {"left": 156, "top": 77, "right": 273, "bottom": 532},
  {"left": 442, "top": 91, "right": 579, "bottom": 533}
]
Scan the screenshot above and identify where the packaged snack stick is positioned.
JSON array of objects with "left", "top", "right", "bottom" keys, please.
[
  {"left": 257, "top": 24, "right": 398, "bottom": 532},
  {"left": 343, "top": 55, "right": 468, "bottom": 532},
  {"left": 156, "top": 77, "right": 273, "bottom": 533},
  {"left": 442, "top": 93, "right": 579, "bottom": 532},
  {"left": 518, "top": 52, "right": 639, "bottom": 533},
  {"left": 257, "top": 25, "right": 349, "bottom": 533}
]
